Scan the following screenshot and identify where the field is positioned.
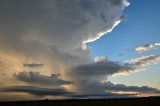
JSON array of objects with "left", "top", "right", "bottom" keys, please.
[{"left": 0, "top": 97, "right": 160, "bottom": 106}]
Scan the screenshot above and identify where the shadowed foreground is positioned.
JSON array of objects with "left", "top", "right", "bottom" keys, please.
[{"left": 1, "top": 97, "right": 160, "bottom": 106}]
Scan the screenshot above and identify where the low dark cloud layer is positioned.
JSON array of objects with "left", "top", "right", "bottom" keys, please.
[
  {"left": 1, "top": 86, "right": 135, "bottom": 98},
  {"left": 70, "top": 93, "right": 135, "bottom": 99},
  {"left": 71, "top": 59, "right": 135, "bottom": 76},
  {"left": 71, "top": 82, "right": 160, "bottom": 98},
  {"left": 2, "top": 86, "right": 73, "bottom": 96},
  {"left": 2, "top": 81, "right": 159, "bottom": 97},
  {"left": 15, "top": 71, "right": 73, "bottom": 86},
  {"left": 71, "top": 80, "right": 159, "bottom": 95},
  {"left": 103, "top": 81, "right": 159, "bottom": 93}
]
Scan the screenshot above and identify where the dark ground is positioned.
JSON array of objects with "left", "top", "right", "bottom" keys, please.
[{"left": 0, "top": 97, "right": 160, "bottom": 106}]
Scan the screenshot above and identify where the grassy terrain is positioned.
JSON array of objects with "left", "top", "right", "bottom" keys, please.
[{"left": 0, "top": 97, "right": 160, "bottom": 106}]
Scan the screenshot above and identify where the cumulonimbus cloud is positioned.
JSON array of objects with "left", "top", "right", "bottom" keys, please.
[
  {"left": 1, "top": 0, "right": 159, "bottom": 99},
  {"left": 0, "top": 0, "right": 129, "bottom": 84},
  {"left": 0, "top": 0, "right": 130, "bottom": 98}
]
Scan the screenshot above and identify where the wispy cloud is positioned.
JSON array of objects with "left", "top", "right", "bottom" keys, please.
[
  {"left": 135, "top": 42, "right": 160, "bottom": 53},
  {"left": 127, "top": 55, "right": 160, "bottom": 67}
]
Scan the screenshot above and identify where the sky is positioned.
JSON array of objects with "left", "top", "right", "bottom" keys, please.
[
  {"left": 87, "top": 0, "right": 160, "bottom": 89},
  {"left": 0, "top": 0, "right": 160, "bottom": 101}
]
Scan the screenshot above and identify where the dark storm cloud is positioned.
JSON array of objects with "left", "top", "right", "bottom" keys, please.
[
  {"left": 2, "top": 81, "right": 159, "bottom": 98},
  {"left": 2, "top": 86, "right": 73, "bottom": 96},
  {"left": 23, "top": 63, "right": 44, "bottom": 68},
  {"left": 0, "top": 0, "right": 129, "bottom": 77},
  {"left": 71, "top": 60, "right": 135, "bottom": 76},
  {"left": 69, "top": 58, "right": 144, "bottom": 94},
  {"left": 0, "top": 0, "right": 129, "bottom": 53},
  {"left": 71, "top": 81, "right": 160, "bottom": 96},
  {"left": 15, "top": 71, "right": 73, "bottom": 86},
  {"left": 109, "top": 0, "right": 126, "bottom": 6},
  {"left": 70, "top": 92, "right": 135, "bottom": 99},
  {"left": 66, "top": 81, "right": 160, "bottom": 98},
  {"left": 103, "top": 81, "right": 159, "bottom": 93}
]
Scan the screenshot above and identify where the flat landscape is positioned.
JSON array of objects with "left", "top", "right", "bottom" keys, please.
[{"left": 1, "top": 97, "right": 160, "bottom": 106}]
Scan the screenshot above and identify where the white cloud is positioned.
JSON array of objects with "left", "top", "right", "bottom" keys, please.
[
  {"left": 0, "top": 0, "right": 129, "bottom": 83},
  {"left": 135, "top": 42, "right": 160, "bottom": 53},
  {"left": 94, "top": 56, "right": 108, "bottom": 62},
  {"left": 0, "top": 0, "right": 129, "bottom": 78},
  {"left": 126, "top": 55, "right": 160, "bottom": 67}
]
